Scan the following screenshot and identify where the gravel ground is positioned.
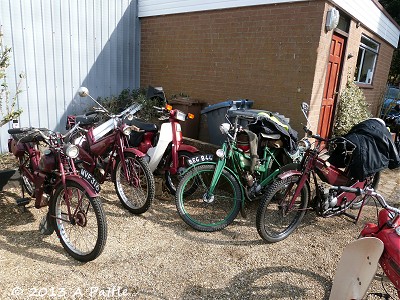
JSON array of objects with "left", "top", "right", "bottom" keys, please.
[{"left": 0, "top": 152, "right": 399, "bottom": 300}]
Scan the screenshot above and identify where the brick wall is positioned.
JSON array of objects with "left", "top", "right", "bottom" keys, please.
[
  {"left": 140, "top": 0, "right": 395, "bottom": 141},
  {"left": 140, "top": 1, "right": 326, "bottom": 137},
  {"left": 340, "top": 20, "right": 395, "bottom": 117}
]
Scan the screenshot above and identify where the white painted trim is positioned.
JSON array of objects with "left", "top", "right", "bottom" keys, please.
[
  {"left": 138, "top": 0, "right": 400, "bottom": 47},
  {"left": 138, "top": 0, "right": 308, "bottom": 18},
  {"left": 331, "top": 0, "right": 399, "bottom": 47}
]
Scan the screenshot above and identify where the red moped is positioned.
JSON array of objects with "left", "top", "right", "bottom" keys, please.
[
  {"left": 329, "top": 186, "right": 400, "bottom": 299},
  {"left": 128, "top": 103, "right": 199, "bottom": 195},
  {"left": 72, "top": 87, "right": 155, "bottom": 214},
  {"left": 8, "top": 124, "right": 107, "bottom": 262}
]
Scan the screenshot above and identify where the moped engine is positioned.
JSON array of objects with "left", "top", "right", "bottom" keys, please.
[{"left": 315, "top": 184, "right": 338, "bottom": 215}]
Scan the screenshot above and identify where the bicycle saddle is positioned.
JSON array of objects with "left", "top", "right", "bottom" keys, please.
[{"left": 129, "top": 119, "right": 158, "bottom": 132}]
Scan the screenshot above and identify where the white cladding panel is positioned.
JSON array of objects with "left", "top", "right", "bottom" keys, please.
[
  {"left": 138, "top": 0, "right": 400, "bottom": 47},
  {"left": 138, "top": 0, "right": 308, "bottom": 17},
  {"left": 0, "top": 0, "right": 139, "bottom": 153},
  {"left": 332, "top": 0, "right": 399, "bottom": 47}
]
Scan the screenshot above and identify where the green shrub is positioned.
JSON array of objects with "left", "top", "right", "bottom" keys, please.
[
  {"left": 96, "top": 87, "right": 165, "bottom": 122},
  {"left": 333, "top": 80, "right": 371, "bottom": 136},
  {"left": 0, "top": 29, "right": 24, "bottom": 127}
]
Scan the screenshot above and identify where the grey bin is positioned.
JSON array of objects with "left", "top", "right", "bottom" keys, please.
[{"left": 201, "top": 99, "right": 254, "bottom": 145}]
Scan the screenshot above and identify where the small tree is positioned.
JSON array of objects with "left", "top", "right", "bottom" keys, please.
[
  {"left": 0, "top": 28, "right": 24, "bottom": 127},
  {"left": 333, "top": 79, "right": 371, "bottom": 136}
]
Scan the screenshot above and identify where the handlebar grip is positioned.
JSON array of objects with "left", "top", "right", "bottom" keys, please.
[
  {"left": 331, "top": 186, "right": 362, "bottom": 195},
  {"left": 8, "top": 127, "right": 32, "bottom": 134}
]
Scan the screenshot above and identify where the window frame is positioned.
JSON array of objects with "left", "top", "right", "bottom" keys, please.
[{"left": 354, "top": 35, "right": 380, "bottom": 85}]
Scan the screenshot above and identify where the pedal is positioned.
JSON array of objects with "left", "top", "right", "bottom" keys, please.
[
  {"left": 16, "top": 198, "right": 31, "bottom": 206},
  {"left": 343, "top": 211, "right": 357, "bottom": 221}
]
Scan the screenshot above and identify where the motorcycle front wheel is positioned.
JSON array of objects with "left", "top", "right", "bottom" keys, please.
[
  {"left": 19, "top": 152, "right": 35, "bottom": 196},
  {"left": 351, "top": 172, "right": 380, "bottom": 209},
  {"left": 175, "top": 164, "right": 242, "bottom": 232},
  {"left": 50, "top": 181, "right": 107, "bottom": 262},
  {"left": 114, "top": 153, "right": 155, "bottom": 214},
  {"left": 256, "top": 175, "right": 309, "bottom": 243},
  {"left": 165, "top": 150, "right": 196, "bottom": 195}
]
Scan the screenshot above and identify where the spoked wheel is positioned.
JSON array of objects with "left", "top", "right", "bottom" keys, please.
[
  {"left": 114, "top": 153, "right": 155, "bottom": 214},
  {"left": 165, "top": 150, "right": 196, "bottom": 195},
  {"left": 50, "top": 181, "right": 107, "bottom": 262},
  {"left": 256, "top": 175, "right": 309, "bottom": 243},
  {"left": 19, "top": 153, "right": 35, "bottom": 196},
  {"left": 175, "top": 164, "right": 242, "bottom": 232},
  {"left": 351, "top": 172, "right": 380, "bottom": 209}
]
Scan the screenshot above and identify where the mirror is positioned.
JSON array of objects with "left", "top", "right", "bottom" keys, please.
[
  {"left": 78, "top": 87, "right": 89, "bottom": 97},
  {"left": 301, "top": 102, "right": 309, "bottom": 115}
]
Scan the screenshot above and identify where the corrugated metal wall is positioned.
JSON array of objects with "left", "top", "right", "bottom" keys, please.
[{"left": 0, "top": 0, "right": 139, "bottom": 153}]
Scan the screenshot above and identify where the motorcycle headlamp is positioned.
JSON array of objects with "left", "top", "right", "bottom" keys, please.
[
  {"left": 219, "top": 123, "right": 230, "bottom": 135},
  {"left": 64, "top": 143, "right": 79, "bottom": 158},
  {"left": 298, "top": 139, "right": 311, "bottom": 151},
  {"left": 176, "top": 110, "right": 187, "bottom": 121},
  {"left": 216, "top": 148, "right": 225, "bottom": 158},
  {"left": 123, "top": 126, "right": 132, "bottom": 136}
]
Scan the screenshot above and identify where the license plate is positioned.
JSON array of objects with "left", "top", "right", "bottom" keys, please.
[
  {"left": 79, "top": 168, "right": 101, "bottom": 193},
  {"left": 187, "top": 154, "right": 214, "bottom": 165}
]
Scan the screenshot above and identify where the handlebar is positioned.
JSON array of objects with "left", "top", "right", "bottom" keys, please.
[{"left": 330, "top": 186, "right": 400, "bottom": 215}]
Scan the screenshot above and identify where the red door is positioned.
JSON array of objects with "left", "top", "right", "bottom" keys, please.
[{"left": 317, "top": 33, "right": 345, "bottom": 139}]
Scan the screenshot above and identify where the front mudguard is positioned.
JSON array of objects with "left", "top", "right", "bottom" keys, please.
[
  {"left": 124, "top": 147, "right": 146, "bottom": 158},
  {"left": 177, "top": 143, "right": 199, "bottom": 153},
  {"left": 277, "top": 166, "right": 311, "bottom": 205},
  {"left": 55, "top": 174, "right": 100, "bottom": 198},
  {"left": 329, "top": 237, "right": 383, "bottom": 300}
]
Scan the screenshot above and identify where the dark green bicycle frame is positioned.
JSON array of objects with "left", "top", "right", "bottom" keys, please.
[{"left": 185, "top": 138, "right": 286, "bottom": 205}]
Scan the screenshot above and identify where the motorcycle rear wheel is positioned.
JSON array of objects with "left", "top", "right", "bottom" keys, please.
[
  {"left": 50, "top": 181, "right": 107, "bottom": 262},
  {"left": 175, "top": 164, "right": 242, "bottom": 232},
  {"left": 256, "top": 175, "right": 309, "bottom": 243},
  {"left": 114, "top": 153, "right": 155, "bottom": 214}
]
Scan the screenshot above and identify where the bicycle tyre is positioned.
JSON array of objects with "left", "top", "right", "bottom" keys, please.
[
  {"left": 175, "top": 164, "right": 242, "bottom": 232},
  {"left": 114, "top": 153, "right": 155, "bottom": 214},
  {"left": 256, "top": 175, "right": 309, "bottom": 243},
  {"left": 50, "top": 181, "right": 107, "bottom": 262}
]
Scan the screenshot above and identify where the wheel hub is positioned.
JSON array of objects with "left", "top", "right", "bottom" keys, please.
[
  {"left": 75, "top": 210, "right": 87, "bottom": 227},
  {"left": 203, "top": 193, "right": 215, "bottom": 204}
]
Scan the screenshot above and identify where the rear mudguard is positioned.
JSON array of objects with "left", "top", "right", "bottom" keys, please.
[
  {"left": 184, "top": 161, "right": 244, "bottom": 206},
  {"left": 55, "top": 174, "right": 99, "bottom": 198},
  {"left": 177, "top": 143, "right": 198, "bottom": 153},
  {"left": 329, "top": 237, "right": 384, "bottom": 300}
]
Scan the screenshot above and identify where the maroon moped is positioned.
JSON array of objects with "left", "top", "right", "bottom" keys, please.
[
  {"left": 256, "top": 103, "right": 382, "bottom": 243},
  {"left": 8, "top": 124, "right": 107, "bottom": 262},
  {"left": 71, "top": 87, "right": 155, "bottom": 214}
]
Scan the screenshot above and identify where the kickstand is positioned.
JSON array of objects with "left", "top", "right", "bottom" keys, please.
[{"left": 240, "top": 203, "right": 247, "bottom": 218}]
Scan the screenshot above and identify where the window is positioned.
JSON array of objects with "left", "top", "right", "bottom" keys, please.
[{"left": 354, "top": 35, "right": 379, "bottom": 84}]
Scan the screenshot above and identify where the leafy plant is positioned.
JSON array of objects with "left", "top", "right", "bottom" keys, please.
[
  {"left": 0, "top": 28, "right": 24, "bottom": 127},
  {"left": 97, "top": 87, "right": 164, "bottom": 122},
  {"left": 333, "top": 80, "right": 371, "bottom": 136}
]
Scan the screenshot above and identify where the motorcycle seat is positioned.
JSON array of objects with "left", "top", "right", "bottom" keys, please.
[
  {"left": 75, "top": 114, "right": 99, "bottom": 126},
  {"left": 129, "top": 119, "right": 158, "bottom": 132}
]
